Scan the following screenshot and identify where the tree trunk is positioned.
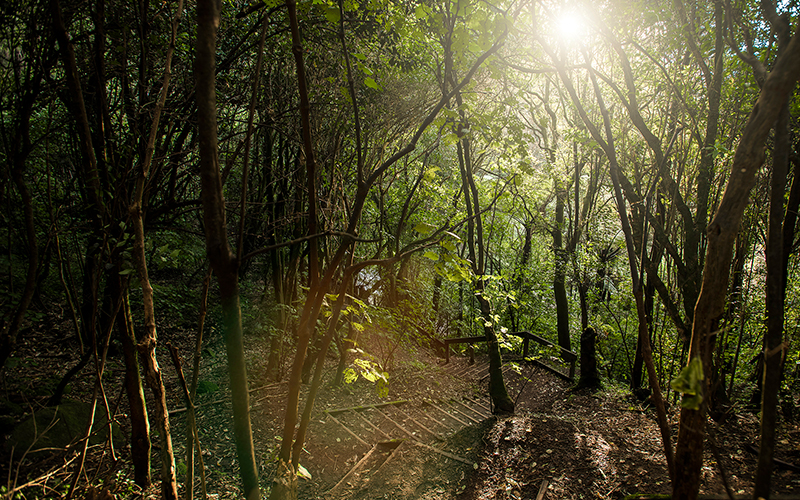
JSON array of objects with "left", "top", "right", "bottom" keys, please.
[
  {"left": 553, "top": 184, "right": 571, "bottom": 352},
  {"left": 476, "top": 293, "right": 514, "bottom": 412},
  {"left": 453, "top": 91, "right": 513, "bottom": 413},
  {"left": 578, "top": 327, "right": 601, "bottom": 389},
  {"left": 196, "top": 0, "right": 260, "bottom": 497},
  {"left": 114, "top": 275, "right": 151, "bottom": 488},
  {"left": 672, "top": 29, "right": 800, "bottom": 500},
  {"left": 131, "top": 196, "right": 178, "bottom": 500},
  {"left": 546, "top": 41, "right": 676, "bottom": 480},
  {"left": 186, "top": 266, "right": 211, "bottom": 500},
  {"left": 753, "top": 94, "right": 790, "bottom": 500}
]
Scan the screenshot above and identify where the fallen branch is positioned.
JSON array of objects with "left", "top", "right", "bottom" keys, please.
[
  {"left": 535, "top": 479, "right": 549, "bottom": 500},
  {"left": 745, "top": 443, "right": 800, "bottom": 472}
]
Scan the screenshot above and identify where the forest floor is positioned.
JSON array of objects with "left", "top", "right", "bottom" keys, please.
[{"left": 1, "top": 321, "right": 800, "bottom": 499}]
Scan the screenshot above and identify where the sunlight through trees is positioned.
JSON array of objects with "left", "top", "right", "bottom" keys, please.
[{"left": 0, "top": 0, "right": 799, "bottom": 498}]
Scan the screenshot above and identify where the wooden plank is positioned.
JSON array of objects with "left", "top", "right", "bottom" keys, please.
[
  {"left": 371, "top": 406, "right": 419, "bottom": 441},
  {"left": 349, "top": 409, "right": 390, "bottom": 440},
  {"left": 450, "top": 399, "right": 488, "bottom": 421},
  {"left": 411, "top": 441, "right": 472, "bottom": 465},
  {"left": 444, "top": 336, "right": 488, "bottom": 344},
  {"left": 325, "top": 444, "right": 378, "bottom": 496},
  {"left": 392, "top": 406, "right": 444, "bottom": 441},
  {"left": 371, "top": 440, "right": 407, "bottom": 476},
  {"left": 446, "top": 400, "right": 482, "bottom": 424},
  {"left": 438, "top": 332, "right": 578, "bottom": 367},
  {"left": 466, "top": 397, "right": 492, "bottom": 415},
  {"left": 326, "top": 400, "right": 408, "bottom": 415},
  {"left": 530, "top": 358, "right": 574, "bottom": 382},
  {"left": 325, "top": 411, "right": 370, "bottom": 447},
  {"left": 415, "top": 404, "right": 453, "bottom": 434},
  {"left": 425, "top": 400, "right": 469, "bottom": 427},
  {"left": 511, "top": 331, "right": 578, "bottom": 361}
]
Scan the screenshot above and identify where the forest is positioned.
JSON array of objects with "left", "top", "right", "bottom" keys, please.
[{"left": 0, "top": 0, "right": 799, "bottom": 498}]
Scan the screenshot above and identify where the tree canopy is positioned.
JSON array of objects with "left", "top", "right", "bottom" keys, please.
[{"left": 1, "top": 0, "right": 799, "bottom": 498}]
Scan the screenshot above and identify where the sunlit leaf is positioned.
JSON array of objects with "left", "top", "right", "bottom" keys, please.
[
  {"left": 671, "top": 357, "right": 704, "bottom": 410},
  {"left": 414, "top": 222, "right": 436, "bottom": 235},
  {"left": 324, "top": 6, "right": 340, "bottom": 24},
  {"left": 423, "top": 251, "right": 439, "bottom": 261},
  {"left": 296, "top": 463, "right": 312, "bottom": 480},
  {"left": 343, "top": 368, "right": 357, "bottom": 384}
]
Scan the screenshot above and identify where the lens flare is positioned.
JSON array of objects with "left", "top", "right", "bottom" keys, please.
[{"left": 556, "top": 11, "right": 585, "bottom": 42}]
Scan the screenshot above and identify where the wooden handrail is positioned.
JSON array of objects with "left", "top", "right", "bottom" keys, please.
[{"left": 440, "top": 330, "right": 578, "bottom": 380}]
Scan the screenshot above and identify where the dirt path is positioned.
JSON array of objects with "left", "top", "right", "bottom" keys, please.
[
  {"left": 3, "top": 328, "right": 800, "bottom": 499},
  {"left": 278, "top": 353, "right": 800, "bottom": 499}
]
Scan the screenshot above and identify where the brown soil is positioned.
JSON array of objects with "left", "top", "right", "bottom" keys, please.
[{"left": 2, "top": 321, "right": 800, "bottom": 499}]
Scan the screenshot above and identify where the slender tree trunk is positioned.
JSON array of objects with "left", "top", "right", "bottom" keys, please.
[
  {"left": 578, "top": 327, "right": 600, "bottom": 389},
  {"left": 672, "top": 29, "right": 800, "bottom": 500},
  {"left": 196, "top": 0, "right": 260, "bottom": 497},
  {"left": 333, "top": 322, "right": 354, "bottom": 386},
  {"left": 266, "top": 244, "right": 285, "bottom": 381},
  {"left": 457, "top": 130, "right": 513, "bottom": 413},
  {"left": 128, "top": 0, "right": 186, "bottom": 494},
  {"left": 553, "top": 184, "right": 571, "bottom": 352},
  {"left": 131, "top": 196, "right": 178, "bottom": 500},
  {"left": 753, "top": 96, "right": 790, "bottom": 500},
  {"left": 114, "top": 274, "right": 151, "bottom": 488},
  {"left": 186, "top": 266, "right": 211, "bottom": 500}
]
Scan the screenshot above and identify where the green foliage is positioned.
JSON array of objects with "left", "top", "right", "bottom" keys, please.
[
  {"left": 342, "top": 349, "right": 389, "bottom": 398},
  {"left": 671, "top": 357, "right": 705, "bottom": 410}
]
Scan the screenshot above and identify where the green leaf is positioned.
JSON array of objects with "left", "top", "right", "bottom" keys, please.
[
  {"left": 424, "top": 166, "right": 440, "bottom": 182},
  {"left": 119, "top": 268, "right": 134, "bottom": 275},
  {"left": 364, "top": 77, "right": 378, "bottom": 89},
  {"left": 361, "top": 369, "right": 379, "bottom": 382},
  {"left": 423, "top": 251, "right": 439, "bottom": 262},
  {"left": 296, "top": 463, "right": 312, "bottom": 480},
  {"left": 671, "top": 357, "right": 704, "bottom": 410},
  {"left": 343, "top": 368, "right": 358, "bottom": 384},
  {"left": 324, "top": 6, "right": 340, "bottom": 24},
  {"left": 414, "top": 222, "right": 436, "bottom": 235}
]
